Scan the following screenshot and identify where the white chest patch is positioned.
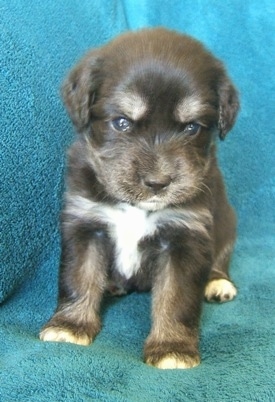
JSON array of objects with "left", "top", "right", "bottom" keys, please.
[
  {"left": 66, "top": 195, "right": 212, "bottom": 281},
  {"left": 105, "top": 204, "right": 157, "bottom": 279}
]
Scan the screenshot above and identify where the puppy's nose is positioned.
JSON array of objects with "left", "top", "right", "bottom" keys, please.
[{"left": 143, "top": 174, "right": 172, "bottom": 193}]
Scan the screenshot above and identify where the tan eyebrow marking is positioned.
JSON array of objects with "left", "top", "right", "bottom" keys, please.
[
  {"left": 114, "top": 91, "right": 148, "bottom": 120},
  {"left": 175, "top": 96, "right": 212, "bottom": 123}
]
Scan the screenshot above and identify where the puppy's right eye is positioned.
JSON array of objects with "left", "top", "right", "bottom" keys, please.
[
  {"left": 111, "top": 117, "right": 133, "bottom": 132},
  {"left": 184, "top": 122, "right": 201, "bottom": 136}
]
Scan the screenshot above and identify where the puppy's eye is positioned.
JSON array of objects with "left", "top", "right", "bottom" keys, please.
[
  {"left": 111, "top": 117, "right": 133, "bottom": 132},
  {"left": 184, "top": 122, "right": 201, "bottom": 136}
]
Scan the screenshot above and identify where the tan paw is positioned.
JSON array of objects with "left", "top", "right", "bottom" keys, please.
[
  {"left": 149, "top": 355, "right": 200, "bottom": 370},
  {"left": 205, "top": 278, "right": 237, "bottom": 302},
  {"left": 39, "top": 327, "right": 91, "bottom": 346}
]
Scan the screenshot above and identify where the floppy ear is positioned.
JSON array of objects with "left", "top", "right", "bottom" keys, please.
[
  {"left": 218, "top": 76, "right": 240, "bottom": 140},
  {"left": 61, "top": 50, "right": 103, "bottom": 132}
]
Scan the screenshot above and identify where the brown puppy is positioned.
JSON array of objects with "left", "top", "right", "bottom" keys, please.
[{"left": 40, "top": 28, "right": 239, "bottom": 369}]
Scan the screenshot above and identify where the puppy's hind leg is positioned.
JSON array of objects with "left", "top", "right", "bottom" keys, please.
[
  {"left": 205, "top": 242, "right": 237, "bottom": 303},
  {"left": 40, "top": 227, "right": 109, "bottom": 346}
]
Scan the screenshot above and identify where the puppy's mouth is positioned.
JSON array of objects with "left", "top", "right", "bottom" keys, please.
[{"left": 137, "top": 197, "right": 168, "bottom": 211}]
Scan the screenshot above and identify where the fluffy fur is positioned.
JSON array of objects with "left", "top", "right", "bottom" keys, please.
[{"left": 40, "top": 28, "right": 240, "bottom": 369}]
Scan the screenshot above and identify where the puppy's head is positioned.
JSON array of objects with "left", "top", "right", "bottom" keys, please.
[{"left": 62, "top": 28, "right": 239, "bottom": 210}]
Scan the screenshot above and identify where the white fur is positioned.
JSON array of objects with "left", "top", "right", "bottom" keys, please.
[
  {"left": 40, "top": 327, "right": 91, "bottom": 345},
  {"left": 154, "top": 355, "right": 200, "bottom": 369},
  {"left": 65, "top": 195, "right": 212, "bottom": 280},
  {"left": 66, "top": 196, "right": 157, "bottom": 279},
  {"left": 105, "top": 204, "right": 156, "bottom": 279},
  {"left": 205, "top": 278, "right": 237, "bottom": 302},
  {"left": 138, "top": 199, "right": 167, "bottom": 212}
]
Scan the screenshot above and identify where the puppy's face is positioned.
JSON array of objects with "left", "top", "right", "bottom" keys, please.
[{"left": 63, "top": 28, "right": 239, "bottom": 210}]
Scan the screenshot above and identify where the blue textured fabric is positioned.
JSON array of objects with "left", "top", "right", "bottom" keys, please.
[{"left": 1, "top": 1, "right": 274, "bottom": 401}]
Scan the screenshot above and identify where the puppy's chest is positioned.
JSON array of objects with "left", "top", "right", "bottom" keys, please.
[{"left": 106, "top": 205, "right": 158, "bottom": 279}]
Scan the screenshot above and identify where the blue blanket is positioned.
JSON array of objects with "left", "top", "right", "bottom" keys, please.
[{"left": 1, "top": 1, "right": 274, "bottom": 400}]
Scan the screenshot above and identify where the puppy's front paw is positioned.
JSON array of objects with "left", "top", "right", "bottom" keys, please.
[
  {"left": 39, "top": 326, "right": 91, "bottom": 346},
  {"left": 205, "top": 278, "right": 237, "bottom": 303},
  {"left": 144, "top": 339, "right": 200, "bottom": 370},
  {"left": 147, "top": 354, "right": 200, "bottom": 369}
]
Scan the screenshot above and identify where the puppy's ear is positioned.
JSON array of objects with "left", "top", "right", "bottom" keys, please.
[
  {"left": 218, "top": 76, "right": 240, "bottom": 140},
  {"left": 61, "top": 50, "right": 102, "bottom": 132}
]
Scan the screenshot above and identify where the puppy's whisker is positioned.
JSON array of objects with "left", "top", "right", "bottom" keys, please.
[
  {"left": 200, "top": 182, "right": 213, "bottom": 196},
  {"left": 186, "top": 182, "right": 213, "bottom": 197}
]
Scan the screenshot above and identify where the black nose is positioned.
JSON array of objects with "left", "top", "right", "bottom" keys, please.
[{"left": 143, "top": 175, "right": 172, "bottom": 193}]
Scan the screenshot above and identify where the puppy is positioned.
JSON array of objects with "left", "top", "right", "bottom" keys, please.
[{"left": 40, "top": 28, "right": 239, "bottom": 369}]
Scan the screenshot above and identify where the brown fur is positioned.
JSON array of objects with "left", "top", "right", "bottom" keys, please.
[{"left": 40, "top": 28, "right": 239, "bottom": 369}]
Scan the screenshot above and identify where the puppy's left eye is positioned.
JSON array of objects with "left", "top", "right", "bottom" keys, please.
[
  {"left": 111, "top": 117, "right": 133, "bottom": 132},
  {"left": 184, "top": 122, "right": 201, "bottom": 136}
]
